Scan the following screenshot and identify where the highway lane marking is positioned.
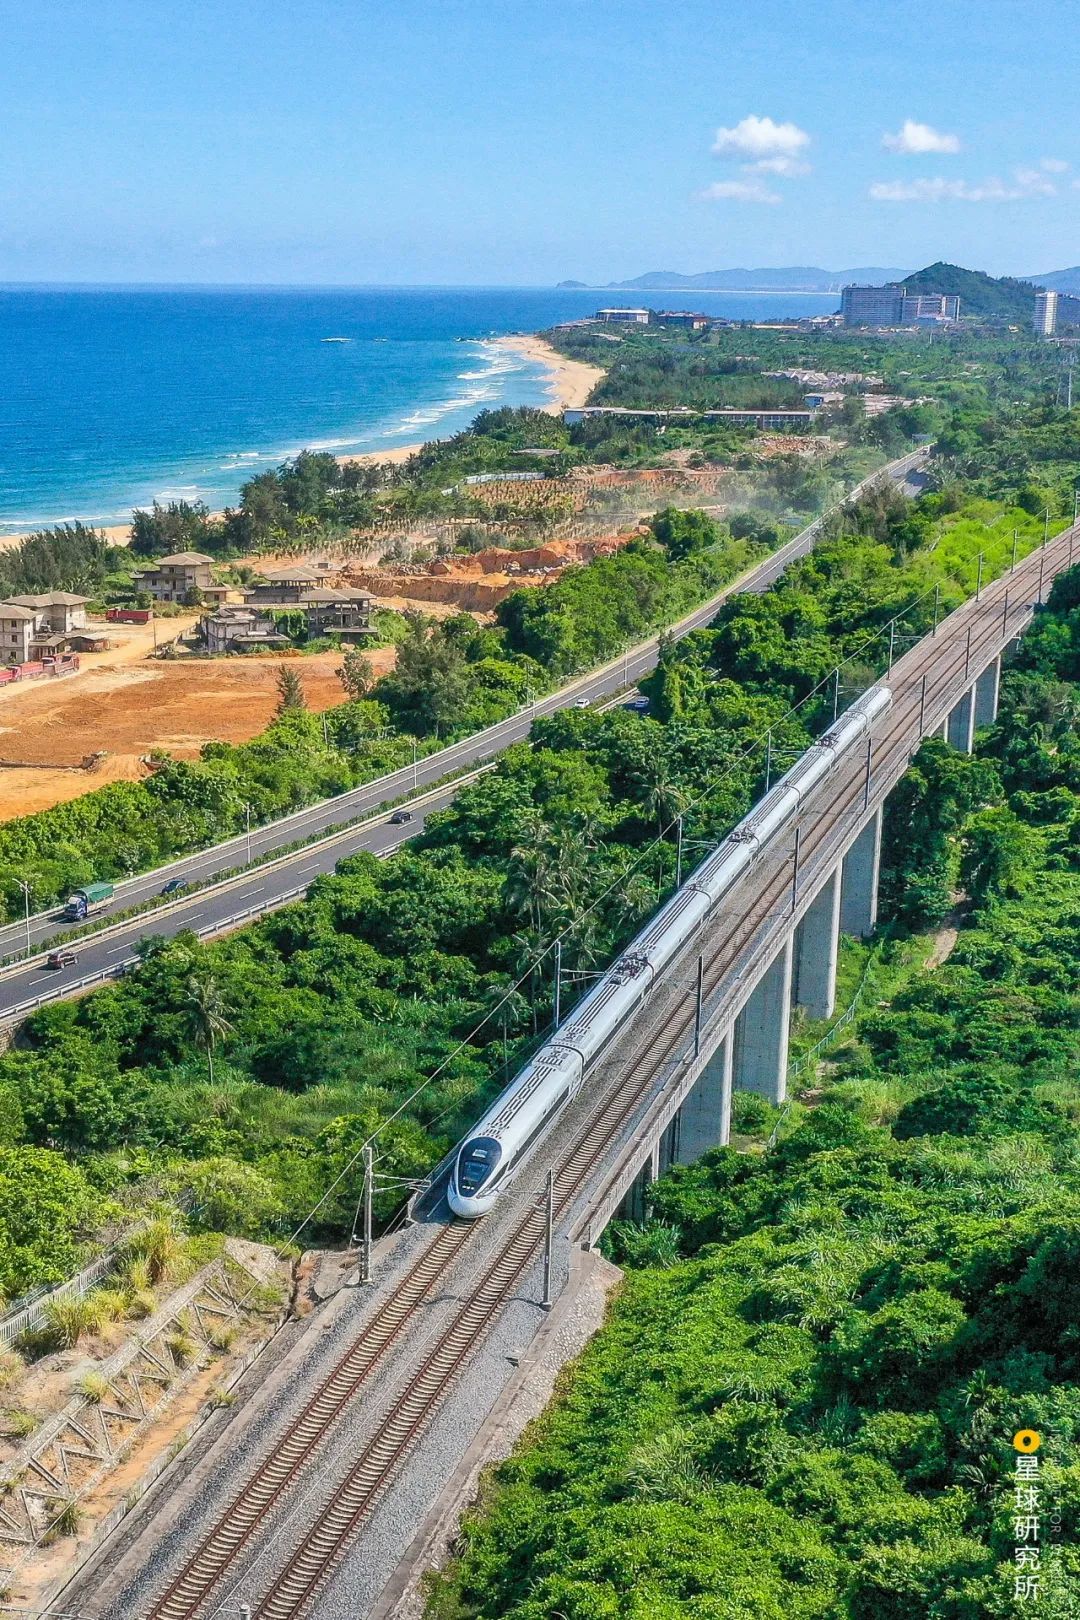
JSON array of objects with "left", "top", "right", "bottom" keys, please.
[{"left": 0, "top": 455, "right": 927, "bottom": 977}]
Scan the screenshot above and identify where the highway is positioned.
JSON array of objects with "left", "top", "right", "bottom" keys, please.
[
  {"left": 0, "top": 449, "right": 927, "bottom": 1024},
  {"left": 76, "top": 512, "right": 1075, "bottom": 1620}
]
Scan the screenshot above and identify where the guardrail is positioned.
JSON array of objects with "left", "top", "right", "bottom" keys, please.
[
  {"left": 0, "top": 879, "right": 314, "bottom": 1024},
  {"left": 0, "top": 449, "right": 928, "bottom": 959}
]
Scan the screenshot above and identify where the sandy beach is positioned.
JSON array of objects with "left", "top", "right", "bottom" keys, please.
[
  {"left": 338, "top": 333, "right": 604, "bottom": 468},
  {"left": 1, "top": 333, "right": 603, "bottom": 547}
]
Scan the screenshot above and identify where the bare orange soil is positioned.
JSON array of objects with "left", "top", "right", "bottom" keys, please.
[
  {"left": 341, "top": 530, "right": 643, "bottom": 613},
  {"left": 0, "top": 645, "right": 396, "bottom": 820}
]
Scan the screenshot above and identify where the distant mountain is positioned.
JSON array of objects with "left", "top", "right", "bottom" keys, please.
[
  {"left": 561, "top": 267, "right": 908, "bottom": 293},
  {"left": 555, "top": 279, "right": 589, "bottom": 289},
  {"left": 1025, "top": 267, "right": 1080, "bottom": 295},
  {"left": 901, "top": 261, "right": 1037, "bottom": 320}
]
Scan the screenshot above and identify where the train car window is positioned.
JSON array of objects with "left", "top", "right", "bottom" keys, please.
[{"left": 456, "top": 1136, "right": 503, "bottom": 1195}]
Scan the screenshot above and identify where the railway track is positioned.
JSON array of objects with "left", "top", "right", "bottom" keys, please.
[
  {"left": 139, "top": 524, "right": 1073, "bottom": 1620},
  {"left": 148, "top": 1222, "right": 474, "bottom": 1620}
]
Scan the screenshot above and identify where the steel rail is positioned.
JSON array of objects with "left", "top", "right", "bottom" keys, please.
[
  {"left": 241, "top": 525, "right": 1070, "bottom": 1618},
  {"left": 147, "top": 1222, "right": 473, "bottom": 1620},
  {"left": 139, "top": 508, "right": 1062, "bottom": 1620}
]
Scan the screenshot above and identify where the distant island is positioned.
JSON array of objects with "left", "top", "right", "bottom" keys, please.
[
  {"left": 557, "top": 267, "right": 908, "bottom": 293},
  {"left": 561, "top": 262, "right": 1080, "bottom": 301}
]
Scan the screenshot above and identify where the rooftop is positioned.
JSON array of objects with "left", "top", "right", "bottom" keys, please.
[
  {"left": 259, "top": 564, "right": 331, "bottom": 583},
  {"left": 7, "top": 591, "right": 91, "bottom": 607},
  {"left": 297, "top": 588, "right": 372, "bottom": 605},
  {"left": 142, "top": 551, "right": 216, "bottom": 567},
  {"left": 0, "top": 603, "right": 40, "bottom": 621}
]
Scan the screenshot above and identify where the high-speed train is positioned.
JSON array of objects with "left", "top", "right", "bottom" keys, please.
[{"left": 448, "top": 684, "right": 892, "bottom": 1218}]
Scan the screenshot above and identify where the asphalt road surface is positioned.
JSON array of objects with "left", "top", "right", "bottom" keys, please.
[{"left": 0, "top": 450, "right": 927, "bottom": 1023}]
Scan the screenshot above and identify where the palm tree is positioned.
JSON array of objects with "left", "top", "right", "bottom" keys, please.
[
  {"left": 182, "top": 972, "right": 233, "bottom": 1087},
  {"left": 506, "top": 811, "right": 556, "bottom": 933},
  {"left": 639, "top": 744, "right": 686, "bottom": 836}
]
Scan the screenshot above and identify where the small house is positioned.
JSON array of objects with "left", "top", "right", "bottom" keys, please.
[{"left": 135, "top": 552, "right": 215, "bottom": 602}]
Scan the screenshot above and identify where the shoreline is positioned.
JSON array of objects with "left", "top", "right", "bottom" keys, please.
[
  {"left": 0, "top": 335, "right": 603, "bottom": 549},
  {"left": 337, "top": 334, "right": 604, "bottom": 468}
]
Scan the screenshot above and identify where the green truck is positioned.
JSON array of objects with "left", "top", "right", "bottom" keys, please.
[{"left": 63, "top": 881, "right": 115, "bottom": 921}]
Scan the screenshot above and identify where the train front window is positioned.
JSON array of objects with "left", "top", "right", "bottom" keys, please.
[{"left": 457, "top": 1136, "right": 503, "bottom": 1196}]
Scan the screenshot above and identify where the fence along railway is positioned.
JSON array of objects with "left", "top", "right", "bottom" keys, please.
[{"left": 81, "top": 517, "right": 1074, "bottom": 1620}]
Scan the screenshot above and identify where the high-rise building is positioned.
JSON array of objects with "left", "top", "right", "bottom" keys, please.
[
  {"left": 1034, "top": 289, "right": 1058, "bottom": 337},
  {"left": 841, "top": 285, "right": 961, "bottom": 326},
  {"left": 900, "top": 294, "right": 961, "bottom": 323},
  {"left": 841, "top": 284, "right": 905, "bottom": 326}
]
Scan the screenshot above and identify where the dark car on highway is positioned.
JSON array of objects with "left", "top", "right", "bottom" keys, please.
[
  {"left": 44, "top": 951, "right": 78, "bottom": 971},
  {"left": 389, "top": 810, "right": 414, "bottom": 826},
  {"left": 161, "top": 877, "right": 188, "bottom": 896}
]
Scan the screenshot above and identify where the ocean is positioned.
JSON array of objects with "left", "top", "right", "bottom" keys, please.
[{"left": 0, "top": 285, "right": 835, "bottom": 533}]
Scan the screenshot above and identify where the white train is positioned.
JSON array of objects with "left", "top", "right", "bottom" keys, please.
[{"left": 448, "top": 685, "right": 892, "bottom": 1218}]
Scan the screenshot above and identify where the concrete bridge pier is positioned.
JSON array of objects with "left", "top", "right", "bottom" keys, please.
[
  {"left": 793, "top": 867, "right": 842, "bottom": 1020},
  {"left": 674, "top": 1031, "right": 733, "bottom": 1164},
  {"left": 621, "top": 1139, "right": 661, "bottom": 1222},
  {"left": 839, "top": 807, "right": 882, "bottom": 940},
  {"left": 946, "top": 685, "right": 976, "bottom": 752},
  {"left": 732, "top": 936, "right": 793, "bottom": 1105},
  {"left": 973, "top": 655, "right": 1001, "bottom": 728}
]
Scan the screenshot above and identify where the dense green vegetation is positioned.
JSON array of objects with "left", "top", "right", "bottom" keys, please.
[
  {"left": 901, "top": 261, "right": 1039, "bottom": 322},
  {"left": 0, "top": 522, "right": 137, "bottom": 601},
  {"left": 425, "top": 584, "right": 1080, "bottom": 1620},
  {"left": 0, "top": 479, "right": 1051, "bottom": 1303},
  {"left": 0, "top": 515, "right": 762, "bottom": 922}
]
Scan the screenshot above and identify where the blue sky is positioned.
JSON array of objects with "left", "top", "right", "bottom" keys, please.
[{"left": 2, "top": 0, "right": 1078, "bottom": 284}]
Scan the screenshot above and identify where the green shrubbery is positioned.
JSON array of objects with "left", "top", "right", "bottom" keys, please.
[{"left": 427, "top": 594, "right": 1080, "bottom": 1620}]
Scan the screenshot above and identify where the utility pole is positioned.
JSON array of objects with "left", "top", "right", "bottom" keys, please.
[
  {"left": 1012, "top": 529, "right": 1019, "bottom": 570},
  {"left": 1044, "top": 509, "right": 1050, "bottom": 548},
  {"left": 887, "top": 622, "right": 896, "bottom": 673},
  {"left": 553, "top": 938, "right": 562, "bottom": 1030},
  {"left": 1039, "top": 547, "right": 1046, "bottom": 603},
  {"left": 675, "top": 815, "right": 684, "bottom": 889},
  {"left": 693, "top": 954, "right": 704, "bottom": 1058},
  {"left": 18, "top": 878, "right": 31, "bottom": 959},
  {"left": 918, "top": 672, "right": 927, "bottom": 736},
  {"left": 964, "top": 624, "right": 972, "bottom": 678},
  {"left": 764, "top": 730, "right": 773, "bottom": 792},
  {"left": 832, "top": 665, "right": 840, "bottom": 723},
  {"left": 541, "top": 1169, "right": 554, "bottom": 1310},
  {"left": 932, "top": 582, "right": 941, "bottom": 636},
  {"left": 863, "top": 737, "right": 872, "bottom": 810},
  {"left": 244, "top": 802, "right": 252, "bottom": 865},
  {"left": 975, "top": 552, "right": 984, "bottom": 601},
  {"left": 1002, "top": 589, "right": 1010, "bottom": 638},
  {"left": 412, "top": 737, "right": 418, "bottom": 790},
  {"left": 359, "top": 1144, "right": 373, "bottom": 1286}
]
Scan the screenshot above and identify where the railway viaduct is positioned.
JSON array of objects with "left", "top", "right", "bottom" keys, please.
[
  {"left": 61, "top": 518, "right": 1078, "bottom": 1620},
  {"left": 588, "top": 537, "right": 1047, "bottom": 1237}
]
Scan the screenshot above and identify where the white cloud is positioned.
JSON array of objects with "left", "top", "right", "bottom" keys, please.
[
  {"left": 699, "top": 178, "right": 782, "bottom": 205},
  {"left": 745, "top": 155, "right": 811, "bottom": 177},
  {"left": 882, "top": 119, "right": 961, "bottom": 155},
  {"left": 870, "top": 166, "right": 1060, "bottom": 203},
  {"left": 1012, "top": 166, "right": 1058, "bottom": 196},
  {"left": 1040, "top": 157, "right": 1069, "bottom": 173},
  {"left": 712, "top": 115, "right": 810, "bottom": 161}
]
